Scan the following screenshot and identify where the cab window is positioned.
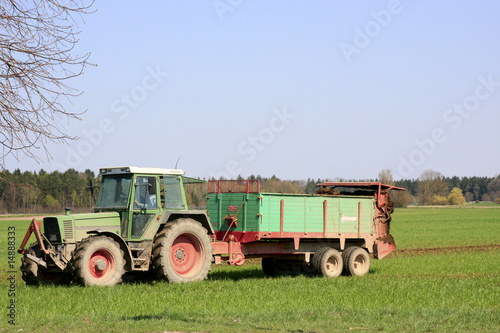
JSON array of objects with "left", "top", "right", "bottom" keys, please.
[
  {"left": 160, "top": 175, "right": 185, "bottom": 209},
  {"left": 133, "top": 176, "right": 157, "bottom": 210}
]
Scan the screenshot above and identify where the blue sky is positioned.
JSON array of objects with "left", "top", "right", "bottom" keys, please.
[{"left": 7, "top": 0, "right": 500, "bottom": 180}]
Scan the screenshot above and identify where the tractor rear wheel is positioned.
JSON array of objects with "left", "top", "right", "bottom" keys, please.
[
  {"left": 343, "top": 247, "right": 370, "bottom": 276},
  {"left": 313, "top": 247, "right": 343, "bottom": 278},
  {"left": 152, "top": 218, "right": 212, "bottom": 283},
  {"left": 21, "top": 243, "right": 71, "bottom": 285},
  {"left": 72, "top": 236, "right": 125, "bottom": 286}
]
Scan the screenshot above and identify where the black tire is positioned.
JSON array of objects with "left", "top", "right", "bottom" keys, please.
[
  {"left": 72, "top": 236, "right": 125, "bottom": 286},
  {"left": 313, "top": 248, "right": 343, "bottom": 278},
  {"left": 20, "top": 243, "right": 71, "bottom": 286},
  {"left": 152, "top": 218, "right": 212, "bottom": 283},
  {"left": 342, "top": 246, "right": 356, "bottom": 275},
  {"left": 312, "top": 247, "right": 331, "bottom": 275},
  {"left": 343, "top": 247, "right": 370, "bottom": 276}
]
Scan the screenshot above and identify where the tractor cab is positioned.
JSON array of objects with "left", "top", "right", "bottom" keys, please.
[{"left": 94, "top": 167, "right": 190, "bottom": 241}]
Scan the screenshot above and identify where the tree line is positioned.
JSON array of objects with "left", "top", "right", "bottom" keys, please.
[
  {"left": 1, "top": 168, "right": 499, "bottom": 214},
  {"left": 0, "top": 169, "right": 97, "bottom": 214},
  {"left": 378, "top": 169, "right": 500, "bottom": 206}
]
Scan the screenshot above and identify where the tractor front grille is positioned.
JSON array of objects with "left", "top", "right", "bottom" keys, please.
[{"left": 63, "top": 220, "right": 74, "bottom": 240}]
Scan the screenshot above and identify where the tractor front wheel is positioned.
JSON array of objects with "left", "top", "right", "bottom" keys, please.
[
  {"left": 72, "top": 236, "right": 125, "bottom": 286},
  {"left": 152, "top": 218, "right": 212, "bottom": 283}
]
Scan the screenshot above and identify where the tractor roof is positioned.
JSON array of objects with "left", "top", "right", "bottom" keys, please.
[{"left": 99, "top": 167, "right": 185, "bottom": 176}]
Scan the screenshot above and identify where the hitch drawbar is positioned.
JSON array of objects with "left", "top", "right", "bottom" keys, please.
[{"left": 18, "top": 218, "right": 49, "bottom": 255}]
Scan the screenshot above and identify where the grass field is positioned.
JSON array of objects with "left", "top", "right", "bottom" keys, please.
[{"left": 0, "top": 207, "right": 499, "bottom": 332}]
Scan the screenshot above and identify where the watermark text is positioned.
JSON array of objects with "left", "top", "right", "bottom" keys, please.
[{"left": 7, "top": 226, "right": 16, "bottom": 325}]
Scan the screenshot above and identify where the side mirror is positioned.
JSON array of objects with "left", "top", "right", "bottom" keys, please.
[{"left": 148, "top": 177, "right": 157, "bottom": 195}]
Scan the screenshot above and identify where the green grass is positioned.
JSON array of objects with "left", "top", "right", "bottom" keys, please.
[
  {"left": 1, "top": 207, "right": 499, "bottom": 332},
  {"left": 466, "top": 201, "right": 500, "bottom": 207},
  {"left": 391, "top": 207, "right": 500, "bottom": 249}
]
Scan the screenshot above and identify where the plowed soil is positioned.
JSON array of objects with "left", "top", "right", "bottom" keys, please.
[
  {"left": 393, "top": 244, "right": 500, "bottom": 257},
  {"left": 0, "top": 215, "right": 44, "bottom": 221}
]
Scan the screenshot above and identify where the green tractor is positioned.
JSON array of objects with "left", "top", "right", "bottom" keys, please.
[{"left": 18, "top": 167, "right": 213, "bottom": 286}]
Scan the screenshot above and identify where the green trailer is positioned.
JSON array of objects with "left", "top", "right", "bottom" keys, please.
[{"left": 208, "top": 180, "right": 402, "bottom": 277}]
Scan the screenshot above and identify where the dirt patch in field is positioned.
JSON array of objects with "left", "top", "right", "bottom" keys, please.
[
  {"left": 408, "top": 205, "right": 500, "bottom": 209},
  {"left": 393, "top": 244, "right": 500, "bottom": 257},
  {"left": 401, "top": 272, "right": 497, "bottom": 279},
  {"left": 373, "top": 272, "right": 498, "bottom": 280},
  {"left": 0, "top": 215, "right": 44, "bottom": 221}
]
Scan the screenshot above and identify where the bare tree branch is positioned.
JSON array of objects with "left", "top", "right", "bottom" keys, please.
[{"left": 0, "top": 0, "right": 95, "bottom": 168}]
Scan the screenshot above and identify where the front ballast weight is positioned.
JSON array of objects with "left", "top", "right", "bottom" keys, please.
[{"left": 19, "top": 218, "right": 73, "bottom": 285}]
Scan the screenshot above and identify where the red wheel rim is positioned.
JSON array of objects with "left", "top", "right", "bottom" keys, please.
[
  {"left": 170, "top": 233, "right": 204, "bottom": 278},
  {"left": 89, "top": 249, "right": 116, "bottom": 279}
]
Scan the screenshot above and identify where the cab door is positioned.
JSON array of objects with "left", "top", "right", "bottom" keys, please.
[
  {"left": 159, "top": 175, "right": 187, "bottom": 210},
  {"left": 129, "top": 175, "right": 159, "bottom": 240}
]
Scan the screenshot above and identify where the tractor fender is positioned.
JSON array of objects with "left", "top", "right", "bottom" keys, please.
[
  {"left": 160, "top": 210, "right": 214, "bottom": 235},
  {"left": 86, "top": 230, "right": 134, "bottom": 271}
]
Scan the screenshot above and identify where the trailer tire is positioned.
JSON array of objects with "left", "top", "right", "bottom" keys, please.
[
  {"left": 343, "top": 247, "right": 370, "bottom": 276},
  {"left": 312, "top": 247, "right": 331, "bottom": 275},
  {"left": 21, "top": 243, "right": 71, "bottom": 285},
  {"left": 341, "top": 247, "right": 356, "bottom": 275},
  {"left": 72, "top": 236, "right": 125, "bottom": 286},
  {"left": 152, "top": 218, "right": 212, "bottom": 283},
  {"left": 313, "top": 248, "right": 343, "bottom": 278}
]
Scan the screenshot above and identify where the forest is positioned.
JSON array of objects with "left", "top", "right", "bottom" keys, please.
[{"left": 0, "top": 168, "right": 499, "bottom": 214}]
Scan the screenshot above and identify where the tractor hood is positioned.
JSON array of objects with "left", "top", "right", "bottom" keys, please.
[{"left": 43, "top": 212, "right": 121, "bottom": 244}]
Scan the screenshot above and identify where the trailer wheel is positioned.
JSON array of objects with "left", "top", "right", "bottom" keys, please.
[
  {"left": 341, "top": 247, "right": 355, "bottom": 275},
  {"left": 72, "top": 236, "right": 125, "bottom": 286},
  {"left": 312, "top": 247, "right": 330, "bottom": 274},
  {"left": 343, "top": 247, "right": 370, "bottom": 276},
  {"left": 21, "top": 244, "right": 71, "bottom": 285},
  {"left": 152, "top": 218, "right": 212, "bottom": 283},
  {"left": 313, "top": 248, "right": 343, "bottom": 278}
]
